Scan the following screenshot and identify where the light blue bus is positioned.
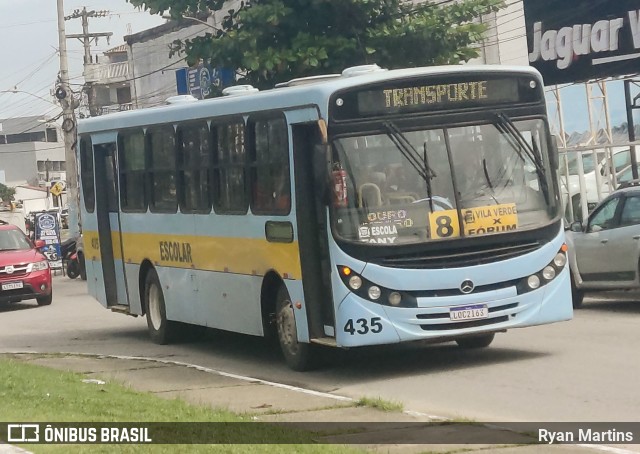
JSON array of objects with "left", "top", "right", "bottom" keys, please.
[{"left": 77, "top": 64, "right": 573, "bottom": 370}]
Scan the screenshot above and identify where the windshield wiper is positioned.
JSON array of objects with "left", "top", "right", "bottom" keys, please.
[
  {"left": 493, "top": 113, "right": 549, "bottom": 202},
  {"left": 383, "top": 122, "right": 438, "bottom": 211}
]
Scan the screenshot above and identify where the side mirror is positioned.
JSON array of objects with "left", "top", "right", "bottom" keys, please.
[
  {"left": 313, "top": 144, "right": 331, "bottom": 204},
  {"left": 569, "top": 221, "right": 583, "bottom": 233},
  {"left": 34, "top": 239, "right": 46, "bottom": 248}
]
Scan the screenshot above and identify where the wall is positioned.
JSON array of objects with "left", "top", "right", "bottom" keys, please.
[
  {"left": 0, "top": 146, "right": 37, "bottom": 185},
  {"left": 470, "top": 1, "right": 528, "bottom": 66},
  {"left": 127, "top": 22, "right": 211, "bottom": 109}
]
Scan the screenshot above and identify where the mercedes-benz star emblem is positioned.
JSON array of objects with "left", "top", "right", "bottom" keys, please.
[{"left": 460, "top": 279, "right": 474, "bottom": 294}]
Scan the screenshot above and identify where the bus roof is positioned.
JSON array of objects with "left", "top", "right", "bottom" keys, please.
[{"left": 77, "top": 64, "right": 542, "bottom": 135}]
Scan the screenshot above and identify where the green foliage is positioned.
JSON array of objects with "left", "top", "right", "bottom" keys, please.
[
  {"left": 355, "top": 396, "right": 404, "bottom": 412},
  {"left": 0, "top": 182, "right": 16, "bottom": 202},
  {"left": 0, "top": 358, "right": 363, "bottom": 453},
  {"left": 128, "top": 0, "right": 504, "bottom": 89}
]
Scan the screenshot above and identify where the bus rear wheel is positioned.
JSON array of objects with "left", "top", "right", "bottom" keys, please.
[
  {"left": 276, "top": 285, "right": 317, "bottom": 371},
  {"left": 144, "top": 269, "right": 179, "bottom": 345},
  {"left": 455, "top": 333, "right": 495, "bottom": 349}
]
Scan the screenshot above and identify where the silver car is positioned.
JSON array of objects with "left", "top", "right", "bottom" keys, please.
[{"left": 566, "top": 181, "right": 640, "bottom": 308}]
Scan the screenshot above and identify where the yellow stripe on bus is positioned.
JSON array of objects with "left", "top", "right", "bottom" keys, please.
[{"left": 83, "top": 230, "right": 302, "bottom": 280}]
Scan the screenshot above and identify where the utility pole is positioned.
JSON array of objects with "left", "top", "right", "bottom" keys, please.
[
  {"left": 66, "top": 7, "right": 112, "bottom": 117},
  {"left": 56, "top": 0, "right": 80, "bottom": 238}
]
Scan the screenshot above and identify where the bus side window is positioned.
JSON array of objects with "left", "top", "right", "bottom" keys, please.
[
  {"left": 249, "top": 115, "right": 291, "bottom": 215},
  {"left": 177, "top": 122, "right": 211, "bottom": 213},
  {"left": 147, "top": 125, "right": 177, "bottom": 213},
  {"left": 118, "top": 129, "right": 146, "bottom": 212},
  {"left": 213, "top": 120, "right": 248, "bottom": 214}
]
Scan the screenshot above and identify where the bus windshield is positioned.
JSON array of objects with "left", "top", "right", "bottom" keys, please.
[{"left": 331, "top": 118, "right": 557, "bottom": 245}]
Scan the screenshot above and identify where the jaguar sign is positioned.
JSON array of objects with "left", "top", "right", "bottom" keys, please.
[{"left": 523, "top": 0, "right": 640, "bottom": 85}]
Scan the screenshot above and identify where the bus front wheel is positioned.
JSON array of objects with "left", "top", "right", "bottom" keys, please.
[
  {"left": 144, "top": 269, "right": 179, "bottom": 345},
  {"left": 276, "top": 285, "right": 316, "bottom": 371},
  {"left": 455, "top": 333, "right": 495, "bottom": 349}
]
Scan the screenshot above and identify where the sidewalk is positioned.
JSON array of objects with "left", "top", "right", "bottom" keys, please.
[{"left": 2, "top": 353, "right": 622, "bottom": 453}]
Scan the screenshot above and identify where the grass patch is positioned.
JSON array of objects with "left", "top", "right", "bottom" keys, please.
[
  {"left": 0, "top": 358, "right": 362, "bottom": 454},
  {"left": 354, "top": 396, "right": 403, "bottom": 412}
]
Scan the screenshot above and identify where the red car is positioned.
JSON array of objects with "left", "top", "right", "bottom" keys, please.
[{"left": 0, "top": 221, "right": 52, "bottom": 306}]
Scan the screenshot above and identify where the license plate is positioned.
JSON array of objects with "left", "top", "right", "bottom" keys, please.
[
  {"left": 1, "top": 282, "right": 23, "bottom": 291},
  {"left": 449, "top": 304, "right": 488, "bottom": 321}
]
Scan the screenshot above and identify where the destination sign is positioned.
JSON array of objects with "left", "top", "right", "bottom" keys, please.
[
  {"left": 331, "top": 75, "right": 542, "bottom": 121},
  {"left": 428, "top": 203, "right": 519, "bottom": 239}
]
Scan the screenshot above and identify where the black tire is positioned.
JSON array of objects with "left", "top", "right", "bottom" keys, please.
[
  {"left": 36, "top": 292, "right": 53, "bottom": 306},
  {"left": 455, "top": 333, "right": 495, "bottom": 349},
  {"left": 144, "top": 269, "right": 180, "bottom": 344},
  {"left": 79, "top": 253, "right": 87, "bottom": 281},
  {"left": 570, "top": 273, "right": 584, "bottom": 309},
  {"left": 276, "top": 285, "right": 318, "bottom": 371},
  {"left": 67, "top": 261, "right": 80, "bottom": 279}
]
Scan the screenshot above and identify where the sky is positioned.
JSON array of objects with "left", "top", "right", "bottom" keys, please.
[
  {"left": 545, "top": 80, "right": 638, "bottom": 136},
  {"left": 0, "top": 0, "right": 166, "bottom": 121}
]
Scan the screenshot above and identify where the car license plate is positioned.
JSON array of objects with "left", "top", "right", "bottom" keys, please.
[
  {"left": 449, "top": 304, "right": 488, "bottom": 321},
  {"left": 1, "top": 282, "right": 23, "bottom": 291}
]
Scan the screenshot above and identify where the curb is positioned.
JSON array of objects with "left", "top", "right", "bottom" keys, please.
[{"left": 0, "top": 444, "right": 32, "bottom": 454}]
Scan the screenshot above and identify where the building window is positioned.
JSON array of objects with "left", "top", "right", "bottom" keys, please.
[
  {"left": 79, "top": 136, "right": 95, "bottom": 213},
  {"left": 213, "top": 120, "right": 247, "bottom": 214},
  {"left": 116, "top": 87, "right": 132, "bottom": 105},
  {"left": 249, "top": 116, "right": 291, "bottom": 215},
  {"left": 147, "top": 125, "right": 177, "bottom": 213},
  {"left": 118, "top": 129, "right": 146, "bottom": 211},
  {"left": 46, "top": 128, "right": 58, "bottom": 142},
  {"left": 177, "top": 122, "right": 211, "bottom": 213},
  {"left": 37, "top": 161, "right": 46, "bottom": 171}
]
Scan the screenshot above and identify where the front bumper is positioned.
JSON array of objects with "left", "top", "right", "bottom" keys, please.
[
  {"left": 0, "top": 270, "right": 52, "bottom": 303},
  {"left": 335, "top": 267, "right": 573, "bottom": 347}
]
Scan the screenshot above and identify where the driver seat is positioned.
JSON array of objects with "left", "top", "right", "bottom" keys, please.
[{"left": 359, "top": 183, "right": 383, "bottom": 208}]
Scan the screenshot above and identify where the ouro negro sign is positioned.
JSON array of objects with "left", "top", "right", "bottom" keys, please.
[{"left": 523, "top": 0, "right": 640, "bottom": 85}]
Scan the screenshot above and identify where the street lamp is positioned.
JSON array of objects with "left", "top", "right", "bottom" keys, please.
[{"left": 161, "top": 12, "right": 223, "bottom": 32}]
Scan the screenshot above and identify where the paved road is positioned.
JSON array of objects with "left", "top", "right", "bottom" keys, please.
[{"left": 1, "top": 276, "right": 639, "bottom": 425}]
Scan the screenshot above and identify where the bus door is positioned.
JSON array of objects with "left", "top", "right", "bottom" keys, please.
[
  {"left": 291, "top": 118, "right": 335, "bottom": 340},
  {"left": 93, "top": 142, "right": 130, "bottom": 308}
]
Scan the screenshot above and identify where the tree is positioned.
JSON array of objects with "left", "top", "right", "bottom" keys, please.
[
  {"left": 128, "top": 0, "right": 504, "bottom": 90},
  {"left": 0, "top": 183, "right": 15, "bottom": 203}
]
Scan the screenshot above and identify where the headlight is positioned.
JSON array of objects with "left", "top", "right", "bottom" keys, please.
[
  {"left": 388, "top": 292, "right": 402, "bottom": 306},
  {"left": 28, "top": 260, "right": 49, "bottom": 272},
  {"left": 542, "top": 265, "right": 556, "bottom": 280},
  {"left": 348, "top": 275, "right": 362, "bottom": 290},
  {"left": 553, "top": 252, "right": 567, "bottom": 268},
  {"left": 527, "top": 275, "right": 541, "bottom": 289},
  {"left": 337, "top": 266, "right": 417, "bottom": 307},
  {"left": 518, "top": 244, "right": 567, "bottom": 294}
]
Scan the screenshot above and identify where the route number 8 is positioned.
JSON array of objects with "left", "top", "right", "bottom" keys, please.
[{"left": 429, "top": 210, "right": 460, "bottom": 239}]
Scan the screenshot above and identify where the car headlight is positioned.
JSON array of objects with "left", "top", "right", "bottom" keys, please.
[{"left": 28, "top": 260, "right": 49, "bottom": 272}]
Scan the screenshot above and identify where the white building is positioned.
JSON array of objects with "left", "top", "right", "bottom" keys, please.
[{"left": 0, "top": 116, "right": 66, "bottom": 187}]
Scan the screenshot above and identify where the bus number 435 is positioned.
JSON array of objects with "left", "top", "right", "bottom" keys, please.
[{"left": 344, "top": 317, "right": 383, "bottom": 335}]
